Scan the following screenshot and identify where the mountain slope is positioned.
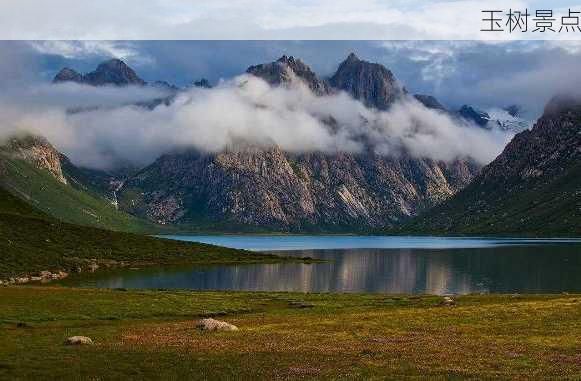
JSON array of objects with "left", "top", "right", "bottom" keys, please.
[
  {"left": 402, "top": 96, "right": 581, "bottom": 236},
  {"left": 0, "top": 136, "right": 157, "bottom": 233},
  {"left": 247, "top": 55, "right": 331, "bottom": 95}
]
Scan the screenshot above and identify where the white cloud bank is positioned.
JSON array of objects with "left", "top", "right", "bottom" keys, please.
[{"left": 0, "top": 76, "right": 510, "bottom": 170}]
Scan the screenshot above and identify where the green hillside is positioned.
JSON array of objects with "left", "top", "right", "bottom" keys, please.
[
  {"left": 0, "top": 186, "right": 289, "bottom": 280},
  {"left": 0, "top": 154, "right": 156, "bottom": 233},
  {"left": 401, "top": 162, "right": 581, "bottom": 236},
  {"left": 400, "top": 101, "right": 581, "bottom": 237}
]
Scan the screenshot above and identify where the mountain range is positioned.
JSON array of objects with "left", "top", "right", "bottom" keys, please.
[
  {"left": 114, "top": 54, "right": 478, "bottom": 232},
  {"left": 2, "top": 54, "right": 576, "bottom": 235}
]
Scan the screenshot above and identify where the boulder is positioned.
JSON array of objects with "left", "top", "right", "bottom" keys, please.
[
  {"left": 196, "top": 318, "right": 238, "bottom": 332},
  {"left": 65, "top": 336, "right": 94, "bottom": 345},
  {"left": 440, "top": 296, "right": 456, "bottom": 307}
]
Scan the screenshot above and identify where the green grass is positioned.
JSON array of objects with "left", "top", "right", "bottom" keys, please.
[
  {"left": 0, "top": 155, "right": 157, "bottom": 233},
  {"left": 0, "top": 186, "right": 300, "bottom": 280},
  {"left": 2, "top": 287, "right": 581, "bottom": 380}
]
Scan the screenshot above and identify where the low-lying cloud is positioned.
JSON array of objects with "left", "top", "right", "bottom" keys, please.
[{"left": 0, "top": 75, "right": 511, "bottom": 170}]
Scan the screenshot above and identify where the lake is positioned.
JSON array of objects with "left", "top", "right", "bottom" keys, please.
[{"left": 61, "top": 235, "right": 581, "bottom": 295}]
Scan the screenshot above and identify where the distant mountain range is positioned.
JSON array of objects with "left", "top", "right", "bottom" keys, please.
[{"left": 2, "top": 54, "right": 576, "bottom": 235}]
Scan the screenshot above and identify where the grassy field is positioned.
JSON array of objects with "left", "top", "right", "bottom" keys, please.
[{"left": 1, "top": 287, "right": 581, "bottom": 380}]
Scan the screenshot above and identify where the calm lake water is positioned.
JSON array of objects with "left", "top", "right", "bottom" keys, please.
[{"left": 61, "top": 236, "right": 581, "bottom": 295}]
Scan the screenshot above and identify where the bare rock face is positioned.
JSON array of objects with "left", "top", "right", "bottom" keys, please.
[
  {"left": 119, "top": 146, "right": 478, "bottom": 231},
  {"left": 196, "top": 318, "right": 239, "bottom": 332},
  {"left": 2, "top": 136, "right": 68, "bottom": 184},
  {"left": 329, "top": 53, "right": 404, "bottom": 110},
  {"left": 65, "top": 336, "right": 94, "bottom": 345}
]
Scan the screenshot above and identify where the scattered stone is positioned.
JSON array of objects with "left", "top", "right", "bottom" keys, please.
[
  {"left": 65, "top": 336, "right": 94, "bottom": 345},
  {"left": 440, "top": 296, "right": 456, "bottom": 307},
  {"left": 30, "top": 276, "right": 42, "bottom": 282},
  {"left": 75, "top": 267, "right": 82, "bottom": 273},
  {"left": 15, "top": 277, "right": 30, "bottom": 284},
  {"left": 196, "top": 318, "right": 239, "bottom": 332}
]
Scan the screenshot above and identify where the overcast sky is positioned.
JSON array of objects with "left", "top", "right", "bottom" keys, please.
[
  {"left": 2, "top": 0, "right": 581, "bottom": 40},
  {"left": 3, "top": 40, "right": 581, "bottom": 118}
]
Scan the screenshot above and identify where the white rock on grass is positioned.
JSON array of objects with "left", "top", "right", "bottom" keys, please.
[
  {"left": 196, "top": 318, "right": 239, "bottom": 332},
  {"left": 441, "top": 296, "right": 456, "bottom": 306},
  {"left": 65, "top": 336, "right": 94, "bottom": 345}
]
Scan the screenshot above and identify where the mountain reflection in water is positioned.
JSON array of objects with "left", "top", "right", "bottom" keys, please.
[{"left": 62, "top": 244, "right": 581, "bottom": 294}]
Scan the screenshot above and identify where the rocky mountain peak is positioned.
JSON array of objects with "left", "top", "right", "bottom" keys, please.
[
  {"left": 329, "top": 53, "right": 404, "bottom": 110},
  {"left": 345, "top": 52, "right": 360, "bottom": 63},
  {"left": 86, "top": 58, "right": 145, "bottom": 86},
  {"left": 53, "top": 58, "right": 146, "bottom": 86},
  {"left": 53, "top": 67, "right": 83, "bottom": 84},
  {"left": 246, "top": 55, "right": 330, "bottom": 95}
]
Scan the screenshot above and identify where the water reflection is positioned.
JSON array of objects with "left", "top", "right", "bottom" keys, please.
[{"left": 63, "top": 244, "right": 581, "bottom": 294}]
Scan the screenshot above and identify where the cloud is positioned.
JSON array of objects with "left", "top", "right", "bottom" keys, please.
[
  {"left": 0, "top": 75, "right": 509, "bottom": 170},
  {"left": 28, "top": 41, "right": 153, "bottom": 65}
]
